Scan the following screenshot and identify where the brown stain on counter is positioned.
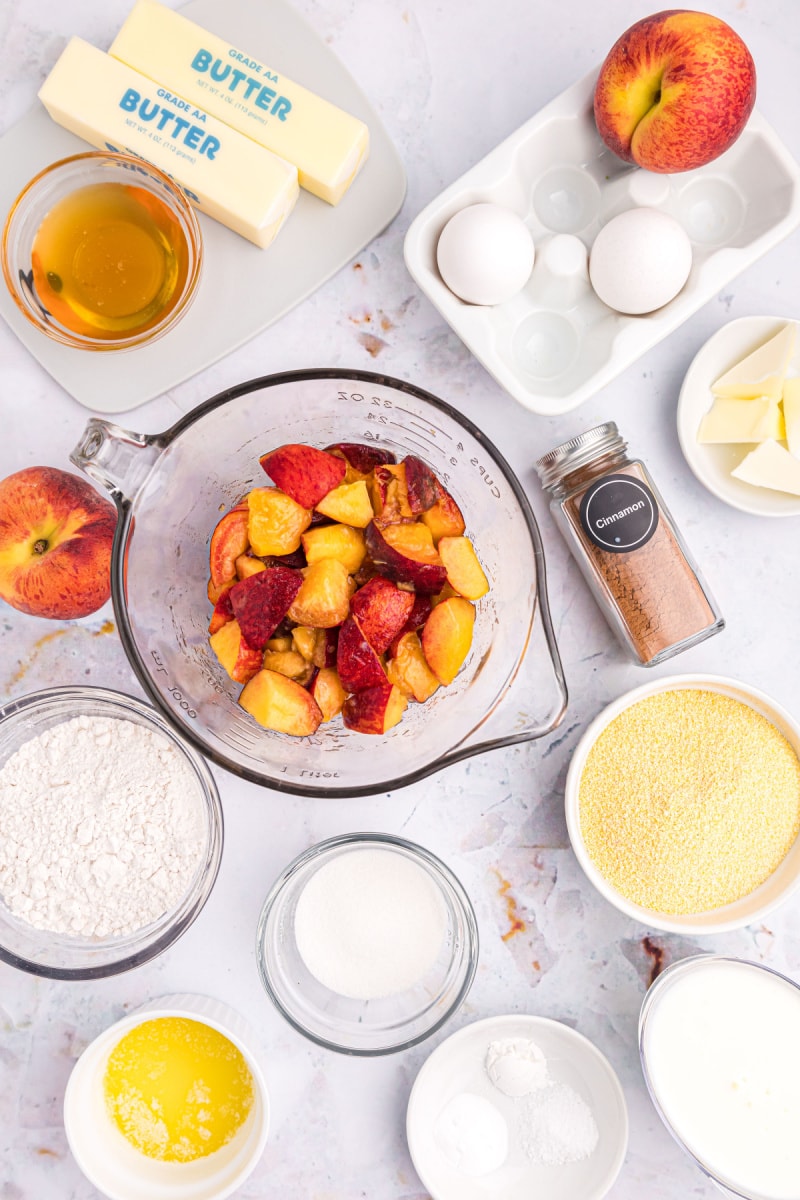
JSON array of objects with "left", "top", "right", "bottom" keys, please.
[
  {"left": 642, "top": 935, "right": 665, "bottom": 986},
  {"left": 495, "top": 871, "right": 526, "bottom": 942},
  {"left": 9, "top": 619, "right": 115, "bottom": 685}
]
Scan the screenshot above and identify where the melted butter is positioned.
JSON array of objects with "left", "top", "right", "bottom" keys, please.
[{"left": 103, "top": 1017, "right": 254, "bottom": 1162}]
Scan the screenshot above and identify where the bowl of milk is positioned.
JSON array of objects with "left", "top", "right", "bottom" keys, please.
[{"left": 639, "top": 954, "right": 800, "bottom": 1199}]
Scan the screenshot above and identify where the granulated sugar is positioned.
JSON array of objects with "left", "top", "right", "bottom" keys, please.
[
  {"left": 579, "top": 689, "right": 800, "bottom": 914},
  {"left": 294, "top": 847, "right": 447, "bottom": 999},
  {"left": 0, "top": 714, "right": 207, "bottom": 938}
]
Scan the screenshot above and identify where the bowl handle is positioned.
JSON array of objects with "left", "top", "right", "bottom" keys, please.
[
  {"left": 70, "top": 417, "right": 161, "bottom": 502},
  {"left": 438, "top": 513, "right": 568, "bottom": 769}
]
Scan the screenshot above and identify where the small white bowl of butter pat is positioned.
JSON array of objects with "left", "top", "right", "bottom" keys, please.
[
  {"left": 64, "top": 993, "right": 269, "bottom": 1200},
  {"left": 677, "top": 314, "right": 800, "bottom": 517},
  {"left": 406, "top": 1013, "right": 628, "bottom": 1200}
]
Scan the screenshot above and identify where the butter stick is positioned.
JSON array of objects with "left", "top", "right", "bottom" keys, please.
[
  {"left": 39, "top": 38, "right": 299, "bottom": 248},
  {"left": 110, "top": 0, "right": 369, "bottom": 205}
]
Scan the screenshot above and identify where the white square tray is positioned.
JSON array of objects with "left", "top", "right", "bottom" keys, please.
[
  {"left": 0, "top": 0, "right": 406, "bottom": 413},
  {"left": 404, "top": 70, "right": 800, "bottom": 417}
]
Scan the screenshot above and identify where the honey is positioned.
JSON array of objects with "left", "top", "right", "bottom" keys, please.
[
  {"left": 103, "top": 1016, "right": 255, "bottom": 1162},
  {"left": 31, "top": 181, "right": 190, "bottom": 340}
]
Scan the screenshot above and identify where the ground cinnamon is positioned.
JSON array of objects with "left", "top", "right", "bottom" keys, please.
[{"left": 536, "top": 424, "right": 723, "bottom": 666}]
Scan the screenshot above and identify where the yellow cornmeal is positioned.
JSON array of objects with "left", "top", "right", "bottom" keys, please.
[
  {"left": 103, "top": 1017, "right": 254, "bottom": 1163},
  {"left": 579, "top": 690, "right": 800, "bottom": 915}
]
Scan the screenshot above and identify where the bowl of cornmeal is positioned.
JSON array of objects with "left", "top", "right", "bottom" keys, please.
[{"left": 564, "top": 675, "right": 800, "bottom": 934}]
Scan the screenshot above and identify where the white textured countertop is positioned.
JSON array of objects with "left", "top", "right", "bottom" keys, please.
[{"left": 2, "top": 1, "right": 800, "bottom": 1197}]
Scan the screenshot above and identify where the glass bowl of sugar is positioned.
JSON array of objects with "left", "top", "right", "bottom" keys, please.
[
  {"left": 0, "top": 685, "right": 223, "bottom": 979},
  {"left": 255, "top": 833, "right": 479, "bottom": 1055}
]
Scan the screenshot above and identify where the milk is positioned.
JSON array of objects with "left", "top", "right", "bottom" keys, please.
[{"left": 642, "top": 958, "right": 800, "bottom": 1200}]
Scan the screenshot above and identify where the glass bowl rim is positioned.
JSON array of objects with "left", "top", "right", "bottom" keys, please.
[
  {"left": 255, "top": 830, "right": 480, "bottom": 1056},
  {"left": 1, "top": 149, "right": 204, "bottom": 351},
  {"left": 104, "top": 366, "right": 557, "bottom": 798},
  {"left": 638, "top": 952, "right": 800, "bottom": 1200},
  {"left": 0, "top": 683, "right": 224, "bottom": 980}
]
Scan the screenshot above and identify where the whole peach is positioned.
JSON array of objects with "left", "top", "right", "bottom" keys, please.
[
  {"left": 0, "top": 466, "right": 117, "bottom": 619},
  {"left": 594, "top": 10, "right": 756, "bottom": 173}
]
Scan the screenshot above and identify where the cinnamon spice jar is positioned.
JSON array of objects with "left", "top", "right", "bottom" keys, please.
[{"left": 535, "top": 423, "right": 724, "bottom": 666}]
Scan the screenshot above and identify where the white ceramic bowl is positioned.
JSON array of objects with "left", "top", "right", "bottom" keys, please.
[
  {"left": 406, "top": 1013, "right": 628, "bottom": 1200},
  {"left": 677, "top": 314, "right": 800, "bottom": 517},
  {"left": 404, "top": 71, "right": 800, "bottom": 417},
  {"left": 565, "top": 674, "right": 800, "bottom": 935},
  {"left": 64, "top": 993, "right": 270, "bottom": 1200}
]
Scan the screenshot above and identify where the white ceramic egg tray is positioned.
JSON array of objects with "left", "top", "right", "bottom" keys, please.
[{"left": 404, "top": 70, "right": 800, "bottom": 417}]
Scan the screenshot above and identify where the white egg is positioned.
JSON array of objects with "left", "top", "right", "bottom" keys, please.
[
  {"left": 436, "top": 203, "right": 535, "bottom": 305},
  {"left": 589, "top": 207, "right": 693, "bottom": 315}
]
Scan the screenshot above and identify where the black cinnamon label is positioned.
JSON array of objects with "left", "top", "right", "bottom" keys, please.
[{"left": 579, "top": 473, "right": 659, "bottom": 554}]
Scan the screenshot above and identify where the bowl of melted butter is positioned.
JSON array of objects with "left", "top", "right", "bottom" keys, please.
[
  {"left": 64, "top": 993, "right": 269, "bottom": 1200},
  {"left": 2, "top": 150, "right": 202, "bottom": 351}
]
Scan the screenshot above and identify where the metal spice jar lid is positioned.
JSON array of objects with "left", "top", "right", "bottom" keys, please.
[{"left": 534, "top": 422, "right": 622, "bottom": 490}]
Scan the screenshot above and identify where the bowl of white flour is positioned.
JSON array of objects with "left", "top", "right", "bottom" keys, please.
[{"left": 0, "top": 685, "right": 222, "bottom": 978}]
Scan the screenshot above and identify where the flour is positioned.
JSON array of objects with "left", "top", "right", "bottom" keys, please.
[{"left": 0, "top": 714, "right": 207, "bottom": 938}]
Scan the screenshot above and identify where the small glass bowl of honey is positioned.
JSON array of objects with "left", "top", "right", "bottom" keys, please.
[{"left": 2, "top": 150, "right": 203, "bottom": 351}]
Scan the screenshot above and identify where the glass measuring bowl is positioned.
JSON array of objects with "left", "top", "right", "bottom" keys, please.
[{"left": 71, "top": 370, "right": 567, "bottom": 797}]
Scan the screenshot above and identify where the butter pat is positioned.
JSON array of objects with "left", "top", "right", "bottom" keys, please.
[
  {"left": 782, "top": 378, "right": 800, "bottom": 458},
  {"left": 110, "top": 0, "right": 369, "bottom": 205},
  {"left": 732, "top": 439, "right": 800, "bottom": 497},
  {"left": 697, "top": 397, "right": 785, "bottom": 444},
  {"left": 711, "top": 323, "right": 797, "bottom": 401},
  {"left": 39, "top": 38, "right": 299, "bottom": 248}
]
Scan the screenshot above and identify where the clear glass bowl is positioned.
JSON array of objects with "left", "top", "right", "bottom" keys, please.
[
  {"left": 70, "top": 370, "right": 567, "bottom": 797},
  {"left": 2, "top": 151, "right": 203, "bottom": 351},
  {"left": 0, "top": 686, "right": 223, "bottom": 979},
  {"left": 639, "top": 954, "right": 800, "bottom": 1200},
  {"left": 255, "top": 833, "right": 479, "bottom": 1055}
]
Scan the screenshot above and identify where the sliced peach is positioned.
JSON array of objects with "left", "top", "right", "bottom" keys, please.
[
  {"left": 397, "top": 592, "right": 434, "bottom": 638},
  {"left": 291, "top": 625, "right": 319, "bottom": 662},
  {"left": 342, "top": 683, "right": 407, "bottom": 735},
  {"left": 259, "top": 443, "right": 346, "bottom": 508},
  {"left": 312, "top": 626, "right": 339, "bottom": 668},
  {"left": 288, "top": 558, "right": 354, "bottom": 628},
  {"left": 262, "top": 649, "right": 311, "bottom": 681},
  {"left": 325, "top": 442, "right": 397, "bottom": 480},
  {"left": 208, "top": 588, "right": 235, "bottom": 636},
  {"left": 302, "top": 523, "right": 366, "bottom": 574},
  {"left": 365, "top": 521, "right": 447, "bottom": 593},
  {"left": 438, "top": 536, "right": 490, "bottom": 600},
  {"left": 309, "top": 667, "right": 348, "bottom": 722},
  {"left": 421, "top": 597, "right": 475, "bottom": 685},
  {"left": 370, "top": 463, "right": 413, "bottom": 527},
  {"left": 314, "top": 481, "right": 374, "bottom": 528},
  {"left": 337, "top": 615, "right": 387, "bottom": 692},
  {"left": 229, "top": 566, "right": 302, "bottom": 649},
  {"left": 235, "top": 554, "right": 266, "bottom": 581},
  {"left": 266, "top": 635, "right": 293, "bottom": 653},
  {"left": 403, "top": 455, "right": 438, "bottom": 514},
  {"left": 248, "top": 487, "right": 313, "bottom": 557},
  {"left": 207, "top": 575, "right": 235, "bottom": 605},
  {"left": 350, "top": 577, "right": 415, "bottom": 655},
  {"left": 386, "top": 631, "right": 440, "bottom": 702},
  {"left": 239, "top": 669, "right": 323, "bottom": 736},
  {"left": 209, "top": 619, "right": 263, "bottom": 684},
  {"left": 209, "top": 506, "right": 250, "bottom": 586},
  {"left": 421, "top": 480, "right": 466, "bottom": 544}
]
